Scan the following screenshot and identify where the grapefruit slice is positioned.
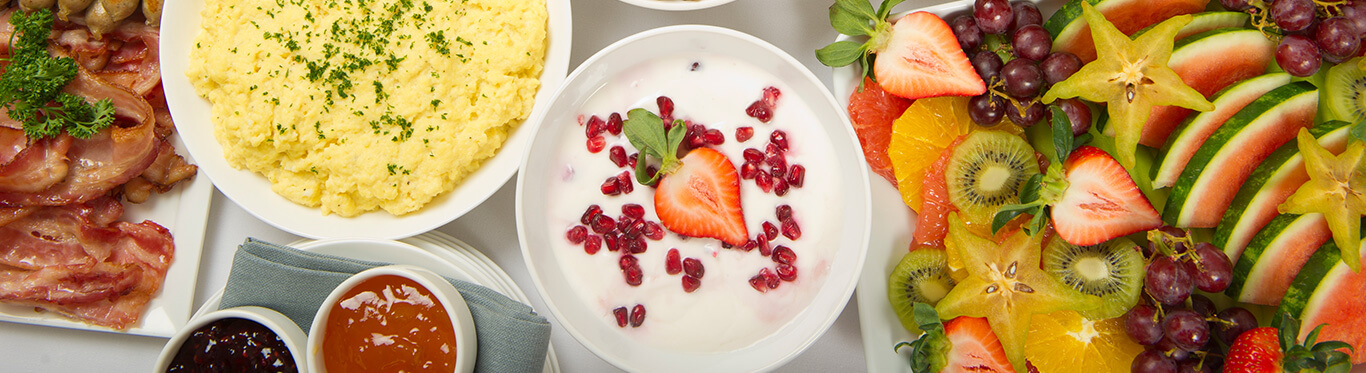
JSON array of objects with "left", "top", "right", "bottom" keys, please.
[{"left": 847, "top": 77, "right": 912, "bottom": 186}]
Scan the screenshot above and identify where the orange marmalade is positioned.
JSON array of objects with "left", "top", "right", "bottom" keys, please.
[{"left": 322, "top": 274, "right": 458, "bottom": 372}]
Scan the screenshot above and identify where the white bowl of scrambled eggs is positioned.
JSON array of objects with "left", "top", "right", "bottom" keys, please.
[
  {"left": 160, "top": 0, "right": 571, "bottom": 239},
  {"left": 617, "top": 0, "right": 736, "bottom": 11}
]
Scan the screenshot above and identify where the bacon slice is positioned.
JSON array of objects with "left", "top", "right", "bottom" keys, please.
[
  {"left": 0, "top": 197, "right": 172, "bottom": 329},
  {"left": 0, "top": 134, "right": 72, "bottom": 193}
]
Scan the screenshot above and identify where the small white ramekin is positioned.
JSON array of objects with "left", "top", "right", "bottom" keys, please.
[{"left": 157, "top": 306, "right": 308, "bottom": 372}]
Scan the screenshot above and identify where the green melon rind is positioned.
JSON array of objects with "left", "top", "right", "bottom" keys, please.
[
  {"left": 1132, "top": 11, "right": 1251, "bottom": 39},
  {"left": 1163, "top": 82, "right": 1319, "bottom": 227},
  {"left": 1213, "top": 123, "right": 1350, "bottom": 261},
  {"left": 1043, "top": 0, "right": 1107, "bottom": 39},
  {"left": 1153, "top": 73, "right": 1292, "bottom": 189},
  {"left": 1274, "top": 240, "right": 1344, "bottom": 327},
  {"left": 1228, "top": 214, "right": 1330, "bottom": 304}
]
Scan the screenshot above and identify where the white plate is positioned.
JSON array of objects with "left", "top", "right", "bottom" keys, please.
[
  {"left": 194, "top": 234, "right": 560, "bottom": 373},
  {"left": 517, "top": 25, "right": 871, "bottom": 372},
  {"left": 615, "top": 0, "right": 735, "bottom": 11},
  {"left": 159, "top": 0, "right": 572, "bottom": 239},
  {"left": 0, "top": 130, "right": 215, "bottom": 338}
]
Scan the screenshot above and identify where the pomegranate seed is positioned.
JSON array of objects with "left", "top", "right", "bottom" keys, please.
[
  {"left": 619, "top": 254, "right": 638, "bottom": 269},
  {"left": 624, "top": 265, "right": 643, "bottom": 286},
  {"left": 770, "top": 130, "right": 788, "bottom": 151},
  {"left": 760, "top": 267, "right": 781, "bottom": 289},
  {"left": 740, "top": 162, "right": 759, "bottom": 180},
  {"left": 765, "top": 143, "right": 782, "bottom": 159},
  {"left": 657, "top": 96, "right": 674, "bottom": 119},
  {"left": 758, "top": 235, "right": 772, "bottom": 256},
  {"left": 586, "top": 115, "right": 605, "bottom": 137},
  {"left": 604, "top": 232, "right": 620, "bottom": 252},
  {"left": 787, "top": 165, "right": 805, "bottom": 187},
  {"left": 755, "top": 170, "right": 773, "bottom": 192},
  {"left": 643, "top": 221, "right": 664, "bottom": 240},
  {"left": 587, "top": 136, "right": 606, "bottom": 153},
  {"left": 609, "top": 146, "right": 628, "bottom": 167},
  {"left": 767, "top": 154, "right": 787, "bottom": 176},
  {"left": 721, "top": 241, "right": 734, "bottom": 249},
  {"left": 703, "top": 129, "right": 725, "bottom": 145},
  {"left": 616, "top": 215, "right": 636, "bottom": 233},
  {"left": 628, "top": 153, "right": 638, "bottom": 168},
  {"left": 567, "top": 225, "right": 588, "bottom": 244},
  {"left": 776, "top": 205, "right": 793, "bottom": 222},
  {"left": 601, "top": 177, "right": 619, "bottom": 195},
  {"left": 683, "top": 258, "right": 704, "bottom": 278},
  {"left": 622, "top": 204, "right": 645, "bottom": 219},
  {"left": 665, "top": 249, "right": 682, "bottom": 275},
  {"left": 580, "top": 205, "right": 602, "bottom": 225},
  {"left": 735, "top": 127, "right": 754, "bottom": 142},
  {"left": 740, "top": 239, "right": 758, "bottom": 252},
  {"left": 772, "top": 245, "right": 796, "bottom": 264},
  {"left": 762, "top": 86, "right": 781, "bottom": 105},
  {"left": 776, "top": 263, "right": 797, "bottom": 281},
  {"left": 613, "top": 307, "right": 629, "bottom": 327},
  {"left": 782, "top": 219, "right": 802, "bottom": 240},
  {"left": 762, "top": 221, "right": 778, "bottom": 241},
  {"left": 746, "top": 101, "right": 772, "bottom": 123},
  {"left": 584, "top": 235, "right": 601, "bottom": 254},
  {"left": 687, "top": 127, "right": 707, "bottom": 148},
  {"left": 749, "top": 275, "right": 769, "bottom": 293},
  {"left": 590, "top": 214, "right": 615, "bottom": 234},
  {"left": 627, "top": 235, "right": 648, "bottom": 254},
  {"left": 607, "top": 112, "right": 623, "bottom": 135},
  {"left": 773, "top": 177, "right": 790, "bottom": 196},
  {"left": 630, "top": 304, "right": 646, "bottom": 327},
  {"left": 617, "top": 171, "right": 634, "bottom": 194},
  {"left": 743, "top": 148, "right": 765, "bottom": 163},
  {"left": 682, "top": 275, "right": 701, "bottom": 293}
]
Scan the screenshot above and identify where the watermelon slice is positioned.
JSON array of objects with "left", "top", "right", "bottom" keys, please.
[
  {"left": 1134, "top": 28, "right": 1276, "bottom": 148},
  {"left": 1133, "top": 11, "right": 1251, "bottom": 40},
  {"left": 1276, "top": 237, "right": 1366, "bottom": 364},
  {"left": 1163, "top": 82, "right": 1318, "bottom": 228},
  {"left": 1153, "top": 73, "right": 1292, "bottom": 190},
  {"left": 1213, "top": 123, "right": 1351, "bottom": 261},
  {"left": 1227, "top": 214, "right": 1333, "bottom": 306},
  {"left": 1044, "top": 0, "right": 1210, "bottom": 63}
]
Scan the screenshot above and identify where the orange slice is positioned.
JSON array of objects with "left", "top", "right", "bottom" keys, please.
[
  {"left": 1025, "top": 310, "right": 1144, "bottom": 373},
  {"left": 889, "top": 96, "right": 1022, "bottom": 212}
]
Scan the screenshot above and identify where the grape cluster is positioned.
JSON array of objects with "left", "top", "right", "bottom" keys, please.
[
  {"left": 1126, "top": 228, "right": 1256, "bottom": 373},
  {"left": 951, "top": 0, "right": 1088, "bottom": 133},
  {"left": 1225, "top": 0, "right": 1366, "bottom": 76}
]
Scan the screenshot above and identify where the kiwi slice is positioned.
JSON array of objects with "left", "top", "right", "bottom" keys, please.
[
  {"left": 944, "top": 130, "right": 1040, "bottom": 228},
  {"left": 1324, "top": 57, "right": 1366, "bottom": 123},
  {"left": 1041, "top": 236, "right": 1144, "bottom": 320},
  {"left": 887, "top": 248, "right": 956, "bottom": 332}
]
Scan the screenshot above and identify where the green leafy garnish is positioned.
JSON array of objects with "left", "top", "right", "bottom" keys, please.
[
  {"left": 815, "top": 0, "right": 905, "bottom": 88},
  {"left": 1271, "top": 312, "right": 1355, "bottom": 373},
  {"left": 2, "top": 8, "right": 115, "bottom": 140},
  {"left": 622, "top": 108, "right": 686, "bottom": 185},
  {"left": 892, "top": 303, "right": 951, "bottom": 373},
  {"left": 991, "top": 106, "right": 1074, "bottom": 235}
]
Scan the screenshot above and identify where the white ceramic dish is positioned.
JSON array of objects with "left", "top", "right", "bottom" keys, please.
[
  {"left": 516, "top": 25, "right": 871, "bottom": 372},
  {"left": 156, "top": 306, "right": 308, "bottom": 372},
  {"left": 308, "top": 265, "right": 477, "bottom": 373},
  {"left": 194, "top": 234, "right": 562, "bottom": 373},
  {"left": 0, "top": 134, "right": 214, "bottom": 338},
  {"left": 159, "top": 0, "right": 572, "bottom": 239},
  {"left": 616, "top": 0, "right": 735, "bottom": 11}
]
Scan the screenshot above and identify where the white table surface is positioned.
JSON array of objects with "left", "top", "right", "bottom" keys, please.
[{"left": 1, "top": 0, "right": 964, "bottom": 371}]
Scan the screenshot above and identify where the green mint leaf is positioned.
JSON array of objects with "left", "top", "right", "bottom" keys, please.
[
  {"left": 991, "top": 207, "right": 1028, "bottom": 234},
  {"left": 829, "top": 4, "right": 872, "bottom": 36},
  {"left": 912, "top": 302, "right": 942, "bottom": 333},
  {"left": 1050, "top": 105, "right": 1072, "bottom": 164},
  {"left": 1350, "top": 119, "right": 1366, "bottom": 143},
  {"left": 1019, "top": 173, "right": 1043, "bottom": 204},
  {"left": 1073, "top": 132, "right": 1093, "bottom": 151},
  {"left": 623, "top": 108, "right": 667, "bottom": 160},
  {"left": 816, "top": 40, "right": 865, "bottom": 68},
  {"left": 634, "top": 157, "right": 660, "bottom": 185},
  {"left": 875, "top": 0, "right": 906, "bottom": 20},
  {"left": 834, "top": 0, "right": 877, "bottom": 22},
  {"left": 665, "top": 119, "right": 686, "bottom": 161},
  {"left": 1027, "top": 206, "right": 1049, "bottom": 235}
]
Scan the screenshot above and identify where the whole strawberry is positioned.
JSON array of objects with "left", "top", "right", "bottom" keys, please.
[{"left": 1224, "top": 314, "right": 1353, "bottom": 373}]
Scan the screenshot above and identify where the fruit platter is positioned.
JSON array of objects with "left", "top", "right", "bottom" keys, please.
[{"left": 829, "top": 0, "right": 1366, "bottom": 371}]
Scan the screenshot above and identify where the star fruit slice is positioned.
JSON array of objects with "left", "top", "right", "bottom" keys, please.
[
  {"left": 1278, "top": 128, "right": 1366, "bottom": 272},
  {"left": 935, "top": 212, "right": 1104, "bottom": 372},
  {"left": 1041, "top": 2, "right": 1213, "bottom": 171}
]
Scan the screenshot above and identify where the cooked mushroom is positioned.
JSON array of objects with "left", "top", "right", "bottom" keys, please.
[
  {"left": 19, "top": 0, "right": 57, "bottom": 12},
  {"left": 142, "top": 0, "right": 161, "bottom": 26},
  {"left": 57, "top": 0, "right": 93, "bottom": 20},
  {"left": 84, "top": 0, "right": 137, "bottom": 38}
]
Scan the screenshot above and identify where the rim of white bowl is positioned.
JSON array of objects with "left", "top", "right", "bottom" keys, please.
[
  {"left": 156, "top": 306, "right": 309, "bottom": 372},
  {"left": 615, "top": 0, "right": 735, "bottom": 11}
]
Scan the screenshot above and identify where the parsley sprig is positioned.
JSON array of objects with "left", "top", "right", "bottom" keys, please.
[{"left": 3, "top": 9, "right": 114, "bottom": 140}]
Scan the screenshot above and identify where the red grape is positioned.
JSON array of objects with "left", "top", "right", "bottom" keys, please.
[
  {"left": 1010, "top": 2, "right": 1043, "bottom": 33},
  {"left": 1146, "top": 255, "right": 1193, "bottom": 305},
  {"left": 1001, "top": 58, "right": 1043, "bottom": 98},
  {"left": 1126, "top": 304, "right": 1164, "bottom": 345},
  {"left": 1012, "top": 24, "right": 1053, "bottom": 61},
  {"left": 1271, "top": 0, "right": 1316, "bottom": 32},
  {"left": 1041, "top": 52, "right": 1083, "bottom": 85},
  {"left": 1163, "top": 309, "right": 1210, "bottom": 352},
  {"left": 1276, "top": 34, "right": 1322, "bottom": 77},
  {"left": 1132, "top": 349, "right": 1178, "bottom": 373},
  {"left": 1006, "top": 99, "right": 1045, "bottom": 126},
  {"left": 969, "top": 93, "right": 1005, "bottom": 126},
  {"left": 952, "top": 15, "right": 985, "bottom": 51},
  {"left": 1213, "top": 307, "right": 1257, "bottom": 345},
  {"left": 1192, "top": 242, "right": 1232, "bottom": 293},
  {"left": 1049, "top": 98, "right": 1093, "bottom": 136},
  {"left": 1219, "top": 0, "right": 1251, "bottom": 11},
  {"left": 974, "top": 0, "right": 1014, "bottom": 34},
  {"left": 1317, "top": 17, "right": 1361, "bottom": 59},
  {"left": 971, "top": 50, "right": 1005, "bottom": 83}
]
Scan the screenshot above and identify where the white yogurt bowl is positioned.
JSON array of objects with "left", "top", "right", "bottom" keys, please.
[
  {"left": 515, "top": 25, "right": 871, "bottom": 372},
  {"left": 307, "top": 265, "right": 477, "bottom": 373},
  {"left": 157, "top": 306, "right": 308, "bottom": 372},
  {"left": 616, "top": 0, "right": 735, "bottom": 11}
]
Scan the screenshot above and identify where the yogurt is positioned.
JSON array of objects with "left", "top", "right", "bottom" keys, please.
[{"left": 544, "top": 54, "right": 842, "bottom": 353}]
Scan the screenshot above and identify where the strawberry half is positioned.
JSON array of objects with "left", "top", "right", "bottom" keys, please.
[
  {"left": 1224, "top": 315, "right": 1354, "bottom": 373},
  {"left": 942, "top": 317, "right": 1015, "bottom": 373},
  {"left": 622, "top": 108, "right": 748, "bottom": 246},
  {"left": 1050, "top": 146, "right": 1161, "bottom": 246},
  {"left": 654, "top": 147, "right": 748, "bottom": 246},
  {"left": 872, "top": 12, "right": 987, "bottom": 100},
  {"left": 1225, "top": 327, "right": 1282, "bottom": 373}
]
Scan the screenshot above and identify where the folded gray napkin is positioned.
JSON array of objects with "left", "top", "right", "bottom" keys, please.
[{"left": 219, "top": 238, "right": 551, "bottom": 373}]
